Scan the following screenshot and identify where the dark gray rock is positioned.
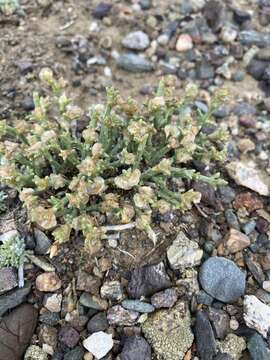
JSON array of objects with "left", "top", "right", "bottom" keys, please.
[
  {"left": 195, "top": 311, "right": 217, "bottom": 360},
  {"left": 233, "top": 9, "right": 251, "bottom": 24},
  {"left": 21, "top": 97, "right": 35, "bottom": 111},
  {"left": 244, "top": 252, "right": 265, "bottom": 286},
  {"left": 39, "top": 312, "right": 60, "bottom": 326},
  {"left": 0, "top": 281, "right": 31, "bottom": 316},
  {"left": 0, "top": 267, "right": 17, "bottom": 294},
  {"left": 122, "top": 300, "right": 155, "bottom": 313},
  {"left": 208, "top": 308, "right": 230, "bottom": 340},
  {"left": 120, "top": 336, "right": 151, "bottom": 360},
  {"left": 197, "top": 61, "right": 215, "bottom": 79},
  {"left": 128, "top": 262, "right": 171, "bottom": 299},
  {"left": 34, "top": 228, "right": 51, "bottom": 255},
  {"left": 87, "top": 312, "right": 109, "bottom": 333},
  {"left": 58, "top": 327, "right": 80, "bottom": 348},
  {"left": 239, "top": 30, "right": 270, "bottom": 47},
  {"left": 0, "top": 304, "right": 38, "bottom": 360},
  {"left": 196, "top": 290, "right": 214, "bottom": 306},
  {"left": 233, "top": 103, "right": 257, "bottom": 116},
  {"left": 214, "top": 354, "right": 233, "bottom": 360},
  {"left": 218, "top": 186, "right": 236, "bottom": 204},
  {"left": 248, "top": 333, "right": 270, "bottom": 360},
  {"left": 15, "top": 60, "right": 33, "bottom": 74},
  {"left": 225, "top": 209, "right": 239, "bottom": 230},
  {"left": 247, "top": 59, "right": 269, "bottom": 80},
  {"left": 199, "top": 257, "right": 245, "bottom": 303},
  {"left": 92, "top": 2, "right": 112, "bottom": 19},
  {"left": 63, "top": 347, "right": 84, "bottom": 360},
  {"left": 140, "top": 0, "right": 152, "bottom": 10},
  {"left": 117, "top": 54, "right": 154, "bottom": 73},
  {"left": 203, "top": 0, "right": 225, "bottom": 32}
]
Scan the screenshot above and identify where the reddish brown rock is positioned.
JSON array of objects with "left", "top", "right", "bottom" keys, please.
[
  {"left": 36, "top": 272, "right": 61, "bottom": 292},
  {"left": 225, "top": 228, "right": 251, "bottom": 254},
  {"left": 233, "top": 192, "right": 263, "bottom": 212}
]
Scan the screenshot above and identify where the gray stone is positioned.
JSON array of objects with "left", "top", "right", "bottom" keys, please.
[
  {"left": 247, "top": 59, "right": 269, "bottom": 80},
  {"left": 142, "top": 301, "right": 194, "bottom": 360},
  {"left": 248, "top": 333, "right": 270, "bottom": 360},
  {"left": 195, "top": 311, "right": 217, "bottom": 360},
  {"left": 0, "top": 304, "right": 38, "bottom": 360},
  {"left": 122, "top": 31, "right": 150, "bottom": 50},
  {"left": 34, "top": 228, "right": 51, "bottom": 255},
  {"left": 199, "top": 257, "right": 245, "bottom": 303},
  {"left": 239, "top": 30, "right": 270, "bottom": 48},
  {"left": 87, "top": 312, "right": 109, "bottom": 333},
  {"left": 128, "top": 262, "right": 171, "bottom": 299},
  {"left": 107, "top": 305, "right": 139, "bottom": 326},
  {"left": 63, "top": 347, "right": 84, "bottom": 360},
  {"left": 120, "top": 336, "right": 151, "bottom": 360},
  {"left": 208, "top": 308, "right": 230, "bottom": 340},
  {"left": 24, "top": 345, "right": 48, "bottom": 360},
  {"left": 0, "top": 267, "right": 17, "bottom": 294},
  {"left": 197, "top": 61, "right": 215, "bottom": 79},
  {"left": 121, "top": 300, "right": 155, "bottom": 313},
  {"left": 196, "top": 290, "right": 213, "bottom": 306},
  {"left": 151, "top": 288, "right": 178, "bottom": 309},
  {"left": 58, "top": 327, "right": 80, "bottom": 348},
  {"left": 214, "top": 354, "right": 233, "bottom": 360},
  {"left": 167, "top": 231, "right": 203, "bottom": 270},
  {"left": 39, "top": 312, "right": 60, "bottom": 326},
  {"left": 79, "top": 293, "right": 106, "bottom": 310},
  {"left": 0, "top": 281, "right": 31, "bottom": 316},
  {"left": 117, "top": 54, "right": 154, "bottom": 73},
  {"left": 76, "top": 270, "right": 101, "bottom": 294},
  {"left": 100, "top": 281, "right": 123, "bottom": 301}
]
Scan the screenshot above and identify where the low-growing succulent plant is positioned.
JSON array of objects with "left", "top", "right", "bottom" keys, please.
[
  {"left": 0, "top": 0, "right": 19, "bottom": 14},
  {"left": 0, "top": 69, "right": 228, "bottom": 254},
  {"left": 0, "top": 235, "right": 25, "bottom": 268}
]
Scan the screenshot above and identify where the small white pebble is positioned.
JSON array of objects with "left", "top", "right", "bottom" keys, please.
[{"left": 230, "top": 319, "right": 239, "bottom": 330}]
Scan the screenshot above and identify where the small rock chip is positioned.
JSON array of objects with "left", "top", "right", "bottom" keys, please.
[
  {"left": 24, "top": 345, "right": 48, "bottom": 360},
  {"left": 167, "top": 231, "right": 203, "bottom": 270},
  {"left": 233, "top": 192, "right": 263, "bottom": 212},
  {"left": 79, "top": 293, "right": 107, "bottom": 310},
  {"left": 58, "top": 326, "right": 80, "bottom": 348},
  {"left": 83, "top": 331, "right": 113, "bottom": 360},
  {"left": 87, "top": 312, "right": 109, "bottom": 334},
  {"left": 107, "top": 305, "right": 139, "bottom": 326},
  {"left": 122, "top": 31, "right": 150, "bottom": 50},
  {"left": 151, "top": 288, "right": 178, "bottom": 309},
  {"left": 100, "top": 281, "right": 123, "bottom": 301},
  {"left": 263, "top": 280, "right": 270, "bottom": 292},
  {"left": 226, "top": 161, "right": 270, "bottom": 196},
  {"left": 120, "top": 335, "right": 151, "bottom": 360},
  {"left": 36, "top": 273, "right": 61, "bottom": 292},
  {"left": 43, "top": 293, "right": 62, "bottom": 313},
  {"left": 0, "top": 304, "right": 38, "bottom": 360},
  {"left": 76, "top": 270, "right": 101, "bottom": 294},
  {"left": 117, "top": 54, "right": 154, "bottom": 73},
  {"left": 121, "top": 300, "right": 155, "bottom": 313},
  {"left": 63, "top": 347, "right": 84, "bottom": 360},
  {"left": 34, "top": 228, "right": 51, "bottom": 255},
  {"left": 0, "top": 281, "right": 32, "bottom": 317},
  {"left": 243, "top": 295, "right": 270, "bottom": 338},
  {"left": 225, "top": 228, "right": 250, "bottom": 254},
  {"left": 199, "top": 257, "right": 245, "bottom": 303},
  {"left": 218, "top": 334, "right": 246, "bottom": 360},
  {"left": 92, "top": 2, "right": 112, "bottom": 19},
  {"left": 0, "top": 267, "right": 18, "bottom": 294},
  {"left": 208, "top": 308, "right": 230, "bottom": 340},
  {"left": 142, "top": 301, "right": 194, "bottom": 360},
  {"left": 176, "top": 34, "right": 193, "bottom": 52},
  {"left": 195, "top": 311, "right": 217, "bottom": 360}
]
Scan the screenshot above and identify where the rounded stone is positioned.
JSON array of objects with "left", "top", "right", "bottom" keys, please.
[
  {"left": 199, "top": 257, "right": 245, "bottom": 303},
  {"left": 36, "top": 272, "right": 61, "bottom": 292}
]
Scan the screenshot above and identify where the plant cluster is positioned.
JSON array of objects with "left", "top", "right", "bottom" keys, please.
[
  {"left": 0, "top": 69, "right": 228, "bottom": 254},
  {"left": 0, "top": 235, "right": 25, "bottom": 268},
  {"left": 0, "top": 0, "right": 19, "bottom": 14}
]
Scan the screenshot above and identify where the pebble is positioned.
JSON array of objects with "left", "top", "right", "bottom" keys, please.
[
  {"left": 64, "top": 347, "right": 84, "bottom": 360},
  {"left": 0, "top": 304, "right": 38, "bottom": 360},
  {"left": 0, "top": 267, "right": 18, "bottom": 294},
  {"left": 197, "top": 61, "right": 215, "bottom": 79},
  {"left": 87, "top": 312, "right": 109, "bottom": 333},
  {"left": 225, "top": 228, "right": 250, "bottom": 254},
  {"left": 100, "top": 281, "right": 123, "bottom": 301},
  {"left": 150, "top": 288, "right": 178, "bottom": 309},
  {"left": 242, "top": 220, "right": 256, "bottom": 235},
  {"left": 218, "top": 334, "right": 246, "bottom": 360},
  {"left": 0, "top": 230, "right": 19, "bottom": 243},
  {"left": 196, "top": 290, "right": 214, "bottom": 306},
  {"left": 122, "top": 300, "right": 155, "bottom": 313},
  {"left": 122, "top": 31, "right": 150, "bottom": 51},
  {"left": 243, "top": 295, "right": 270, "bottom": 338},
  {"left": 120, "top": 335, "right": 151, "bottom": 360},
  {"left": 128, "top": 262, "right": 171, "bottom": 299},
  {"left": 21, "top": 97, "right": 35, "bottom": 111},
  {"left": 195, "top": 311, "right": 217, "bottom": 360},
  {"left": 43, "top": 293, "right": 62, "bottom": 313},
  {"left": 36, "top": 273, "right": 61, "bottom": 292},
  {"left": 107, "top": 305, "right": 139, "bottom": 326},
  {"left": 76, "top": 270, "right": 101, "bottom": 294},
  {"left": 225, "top": 209, "right": 240, "bottom": 230},
  {"left": 143, "top": 301, "right": 193, "bottom": 360},
  {"left": 58, "top": 326, "right": 80, "bottom": 348},
  {"left": 34, "top": 228, "right": 51, "bottom": 255},
  {"left": 83, "top": 332, "right": 113, "bottom": 360},
  {"left": 79, "top": 293, "right": 107, "bottom": 310},
  {"left": 226, "top": 160, "right": 270, "bottom": 196},
  {"left": 239, "top": 30, "right": 270, "bottom": 48},
  {"left": 176, "top": 34, "right": 193, "bottom": 52},
  {"left": 263, "top": 280, "right": 270, "bottom": 292},
  {"left": 116, "top": 54, "right": 154, "bottom": 73},
  {"left": 39, "top": 312, "right": 60, "bottom": 326},
  {"left": 214, "top": 354, "right": 233, "bottom": 360},
  {"left": 24, "top": 345, "right": 48, "bottom": 360},
  {"left": 220, "top": 26, "right": 238, "bottom": 43},
  {"left": 247, "top": 333, "right": 270, "bottom": 360},
  {"left": 208, "top": 308, "right": 230, "bottom": 340},
  {"left": 0, "top": 281, "right": 31, "bottom": 316},
  {"left": 92, "top": 2, "right": 112, "bottom": 19},
  {"left": 199, "top": 257, "right": 245, "bottom": 303}
]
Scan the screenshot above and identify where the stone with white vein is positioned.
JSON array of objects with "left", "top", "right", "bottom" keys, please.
[
  {"left": 83, "top": 331, "right": 113, "bottom": 359},
  {"left": 243, "top": 295, "right": 270, "bottom": 338}
]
